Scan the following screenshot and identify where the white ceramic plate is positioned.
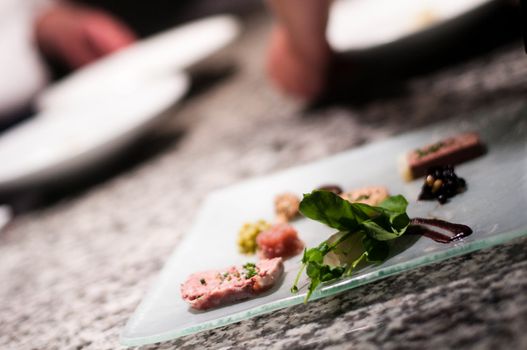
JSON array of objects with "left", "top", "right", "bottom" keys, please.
[
  {"left": 36, "top": 15, "right": 240, "bottom": 110},
  {"left": 327, "top": 0, "right": 497, "bottom": 52},
  {"left": 0, "top": 73, "right": 188, "bottom": 192},
  {"left": 121, "top": 105, "right": 527, "bottom": 346},
  {"left": 0, "top": 205, "right": 12, "bottom": 231}
]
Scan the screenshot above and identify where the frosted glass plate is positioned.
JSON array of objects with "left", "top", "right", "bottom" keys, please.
[{"left": 121, "top": 106, "right": 527, "bottom": 346}]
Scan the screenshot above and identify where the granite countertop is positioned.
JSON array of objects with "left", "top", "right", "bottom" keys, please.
[{"left": 1, "top": 10, "right": 527, "bottom": 350}]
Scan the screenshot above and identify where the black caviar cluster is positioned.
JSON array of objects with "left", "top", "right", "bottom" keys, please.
[{"left": 418, "top": 165, "right": 466, "bottom": 204}]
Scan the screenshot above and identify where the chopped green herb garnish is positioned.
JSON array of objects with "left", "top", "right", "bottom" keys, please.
[
  {"left": 243, "top": 262, "right": 258, "bottom": 279},
  {"left": 200, "top": 278, "right": 206, "bottom": 285},
  {"left": 354, "top": 194, "right": 370, "bottom": 201},
  {"left": 292, "top": 191, "right": 410, "bottom": 302},
  {"left": 416, "top": 149, "right": 426, "bottom": 157},
  {"left": 416, "top": 142, "right": 445, "bottom": 158}
]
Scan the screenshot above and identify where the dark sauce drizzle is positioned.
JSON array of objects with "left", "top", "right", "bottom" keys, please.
[{"left": 408, "top": 218, "right": 473, "bottom": 243}]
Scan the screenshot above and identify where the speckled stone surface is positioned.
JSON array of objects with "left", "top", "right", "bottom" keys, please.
[{"left": 1, "top": 10, "right": 527, "bottom": 350}]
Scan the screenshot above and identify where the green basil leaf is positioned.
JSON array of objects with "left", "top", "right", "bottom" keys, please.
[
  {"left": 352, "top": 203, "right": 382, "bottom": 219},
  {"left": 320, "top": 265, "right": 345, "bottom": 282},
  {"left": 361, "top": 220, "right": 402, "bottom": 241},
  {"left": 299, "top": 191, "right": 373, "bottom": 231},
  {"left": 306, "top": 278, "right": 320, "bottom": 301},
  {"left": 295, "top": 192, "right": 412, "bottom": 302},
  {"left": 362, "top": 235, "right": 389, "bottom": 262},
  {"left": 317, "top": 242, "right": 331, "bottom": 255},
  {"left": 306, "top": 262, "right": 321, "bottom": 279},
  {"left": 377, "top": 195, "right": 408, "bottom": 213},
  {"left": 303, "top": 248, "right": 324, "bottom": 264},
  {"left": 389, "top": 212, "right": 410, "bottom": 231}
]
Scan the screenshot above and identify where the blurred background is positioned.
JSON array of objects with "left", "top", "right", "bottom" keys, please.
[{"left": 0, "top": 0, "right": 523, "bottom": 218}]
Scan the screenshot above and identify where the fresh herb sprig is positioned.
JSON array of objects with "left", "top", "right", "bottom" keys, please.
[
  {"left": 243, "top": 262, "right": 258, "bottom": 279},
  {"left": 291, "top": 191, "right": 410, "bottom": 301},
  {"left": 416, "top": 142, "right": 445, "bottom": 158}
]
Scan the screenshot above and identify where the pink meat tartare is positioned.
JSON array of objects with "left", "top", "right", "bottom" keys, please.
[{"left": 256, "top": 223, "right": 304, "bottom": 259}]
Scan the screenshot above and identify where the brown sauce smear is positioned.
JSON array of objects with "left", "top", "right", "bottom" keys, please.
[
  {"left": 316, "top": 185, "right": 343, "bottom": 195},
  {"left": 408, "top": 218, "right": 473, "bottom": 243}
]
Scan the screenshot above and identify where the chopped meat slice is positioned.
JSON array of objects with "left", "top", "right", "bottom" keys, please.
[
  {"left": 274, "top": 193, "right": 300, "bottom": 222},
  {"left": 340, "top": 186, "right": 389, "bottom": 206},
  {"left": 401, "top": 132, "right": 486, "bottom": 181},
  {"left": 257, "top": 223, "right": 304, "bottom": 259},
  {"left": 180, "top": 258, "right": 284, "bottom": 310}
]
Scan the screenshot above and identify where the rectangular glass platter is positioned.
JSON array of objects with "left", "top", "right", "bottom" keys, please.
[{"left": 121, "top": 105, "right": 527, "bottom": 346}]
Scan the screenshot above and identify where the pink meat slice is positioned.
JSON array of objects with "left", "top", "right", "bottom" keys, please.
[
  {"left": 257, "top": 223, "right": 304, "bottom": 259},
  {"left": 406, "top": 132, "right": 485, "bottom": 179},
  {"left": 180, "top": 258, "right": 284, "bottom": 310}
]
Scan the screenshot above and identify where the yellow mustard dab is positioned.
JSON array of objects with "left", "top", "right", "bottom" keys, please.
[{"left": 237, "top": 220, "right": 271, "bottom": 254}]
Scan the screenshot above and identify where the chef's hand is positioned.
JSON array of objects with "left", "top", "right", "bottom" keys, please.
[
  {"left": 35, "top": 3, "right": 137, "bottom": 69},
  {"left": 265, "top": 0, "right": 333, "bottom": 101}
]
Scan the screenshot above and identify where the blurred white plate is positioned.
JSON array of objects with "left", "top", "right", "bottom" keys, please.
[
  {"left": 37, "top": 15, "right": 240, "bottom": 110},
  {"left": 0, "top": 73, "right": 188, "bottom": 192},
  {"left": 0, "top": 205, "right": 12, "bottom": 231},
  {"left": 327, "top": 0, "right": 497, "bottom": 52}
]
